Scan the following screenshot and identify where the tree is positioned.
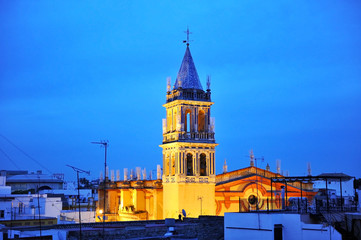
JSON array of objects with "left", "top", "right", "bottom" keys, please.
[{"left": 79, "top": 177, "right": 91, "bottom": 189}]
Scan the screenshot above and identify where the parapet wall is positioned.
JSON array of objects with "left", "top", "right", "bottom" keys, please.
[{"left": 67, "top": 216, "right": 224, "bottom": 240}]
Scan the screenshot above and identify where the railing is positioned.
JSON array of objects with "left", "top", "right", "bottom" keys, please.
[
  {"left": 163, "top": 131, "right": 215, "bottom": 143},
  {"left": 166, "top": 89, "right": 211, "bottom": 102},
  {"left": 233, "top": 196, "right": 358, "bottom": 214},
  {"left": 163, "top": 175, "right": 215, "bottom": 184}
]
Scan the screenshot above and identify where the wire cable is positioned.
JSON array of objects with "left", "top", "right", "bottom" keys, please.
[
  {"left": 0, "top": 134, "right": 52, "bottom": 174},
  {"left": 0, "top": 146, "right": 22, "bottom": 170}
]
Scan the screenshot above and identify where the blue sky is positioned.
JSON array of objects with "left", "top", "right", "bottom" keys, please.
[{"left": 1, "top": 1, "right": 360, "bottom": 181}]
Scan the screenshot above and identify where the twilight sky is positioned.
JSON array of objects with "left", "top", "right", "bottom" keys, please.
[{"left": 1, "top": 1, "right": 360, "bottom": 181}]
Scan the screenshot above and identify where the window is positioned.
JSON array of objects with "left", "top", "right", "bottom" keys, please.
[
  {"left": 171, "top": 154, "right": 176, "bottom": 176},
  {"left": 186, "top": 153, "right": 193, "bottom": 176},
  {"left": 248, "top": 195, "right": 258, "bottom": 205},
  {"left": 165, "top": 154, "right": 170, "bottom": 176},
  {"left": 198, "top": 110, "right": 205, "bottom": 132},
  {"left": 185, "top": 109, "right": 192, "bottom": 132},
  {"left": 167, "top": 110, "right": 172, "bottom": 132},
  {"left": 0, "top": 210, "right": 4, "bottom": 218},
  {"left": 200, "top": 153, "right": 207, "bottom": 176},
  {"left": 172, "top": 109, "right": 177, "bottom": 131}
]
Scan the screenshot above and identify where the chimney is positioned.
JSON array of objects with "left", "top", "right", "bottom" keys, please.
[
  {"left": 116, "top": 170, "right": 120, "bottom": 181},
  {"left": 142, "top": 168, "right": 147, "bottom": 180},
  {"left": 111, "top": 170, "right": 115, "bottom": 182},
  {"left": 136, "top": 167, "right": 141, "bottom": 180},
  {"left": 276, "top": 159, "right": 281, "bottom": 174},
  {"left": 223, "top": 159, "right": 227, "bottom": 174},
  {"left": 307, "top": 162, "right": 312, "bottom": 176},
  {"left": 99, "top": 171, "right": 103, "bottom": 182},
  {"left": 130, "top": 169, "right": 134, "bottom": 180},
  {"left": 157, "top": 165, "right": 161, "bottom": 180},
  {"left": 124, "top": 168, "right": 128, "bottom": 181},
  {"left": 250, "top": 150, "right": 254, "bottom": 167}
]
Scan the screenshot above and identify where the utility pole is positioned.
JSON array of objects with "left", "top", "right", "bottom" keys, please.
[
  {"left": 66, "top": 165, "right": 90, "bottom": 240},
  {"left": 91, "top": 140, "right": 108, "bottom": 240},
  {"left": 37, "top": 176, "right": 42, "bottom": 240}
]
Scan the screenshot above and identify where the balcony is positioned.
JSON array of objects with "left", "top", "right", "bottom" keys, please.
[
  {"left": 163, "top": 131, "right": 215, "bottom": 143},
  {"left": 163, "top": 175, "right": 215, "bottom": 184},
  {"left": 166, "top": 89, "right": 211, "bottom": 103}
]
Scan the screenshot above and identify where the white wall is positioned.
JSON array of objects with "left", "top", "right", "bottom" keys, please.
[
  {"left": 3, "top": 194, "right": 62, "bottom": 220},
  {"left": 302, "top": 223, "right": 341, "bottom": 240},
  {"left": 0, "top": 176, "right": 11, "bottom": 195},
  {"left": 225, "top": 213, "right": 273, "bottom": 240},
  {"left": 44, "top": 196, "right": 62, "bottom": 219},
  {"left": 60, "top": 210, "right": 96, "bottom": 223},
  {"left": 42, "top": 189, "right": 92, "bottom": 198},
  {"left": 8, "top": 229, "right": 67, "bottom": 240},
  {"left": 225, "top": 212, "right": 342, "bottom": 240},
  {"left": 0, "top": 176, "right": 6, "bottom": 186},
  {"left": 0, "top": 200, "right": 12, "bottom": 220}
]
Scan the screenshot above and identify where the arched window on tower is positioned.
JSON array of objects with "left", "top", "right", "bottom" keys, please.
[
  {"left": 200, "top": 153, "right": 207, "bottom": 176},
  {"left": 172, "top": 109, "right": 177, "bottom": 131},
  {"left": 186, "top": 153, "right": 193, "bottom": 176},
  {"left": 165, "top": 154, "right": 170, "bottom": 176},
  {"left": 185, "top": 109, "right": 192, "bottom": 132},
  {"left": 167, "top": 110, "right": 172, "bottom": 133},
  {"left": 171, "top": 154, "right": 175, "bottom": 176},
  {"left": 198, "top": 110, "right": 205, "bottom": 132}
]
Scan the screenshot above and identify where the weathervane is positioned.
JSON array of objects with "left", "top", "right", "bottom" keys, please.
[{"left": 183, "top": 26, "right": 192, "bottom": 46}]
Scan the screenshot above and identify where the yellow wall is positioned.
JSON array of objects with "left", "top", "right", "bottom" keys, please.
[
  {"left": 163, "top": 182, "right": 215, "bottom": 219},
  {"left": 96, "top": 181, "right": 163, "bottom": 222}
]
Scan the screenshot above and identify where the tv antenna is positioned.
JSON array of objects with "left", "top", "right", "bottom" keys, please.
[
  {"left": 91, "top": 140, "right": 109, "bottom": 240},
  {"left": 66, "top": 165, "right": 90, "bottom": 240},
  {"left": 254, "top": 156, "right": 264, "bottom": 210}
]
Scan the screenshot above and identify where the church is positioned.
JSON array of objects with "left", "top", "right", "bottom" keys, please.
[{"left": 96, "top": 41, "right": 317, "bottom": 222}]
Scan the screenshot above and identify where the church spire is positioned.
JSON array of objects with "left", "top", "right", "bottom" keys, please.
[
  {"left": 174, "top": 28, "right": 203, "bottom": 90},
  {"left": 173, "top": 45, "right": 203, "bottom": 90}
]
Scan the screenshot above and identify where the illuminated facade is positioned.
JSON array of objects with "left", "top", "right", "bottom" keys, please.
[
  {"left": 160, "top": 44, "right": 217, "bottom": 219},
  {"left": 215, "top": 166, "right": 316, "bottom": 214},
  {"left": 96, "top": 44, "right": 317, "bottom": 222}
]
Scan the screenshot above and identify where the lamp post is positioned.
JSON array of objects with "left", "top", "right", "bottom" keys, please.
[{"left": 91, "top": 140, "right": 108, "bottom": 239}]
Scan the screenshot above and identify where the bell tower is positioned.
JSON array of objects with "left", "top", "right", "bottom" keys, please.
[{"left": 160, "top": 43, "right": 217, "bottom": 218}]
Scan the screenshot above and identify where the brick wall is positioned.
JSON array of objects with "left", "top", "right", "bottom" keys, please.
[{"left": 197, "top": 216, "right": 224, "bottom": 240}]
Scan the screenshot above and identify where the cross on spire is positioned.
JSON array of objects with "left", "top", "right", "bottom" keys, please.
[{"left": 183, "top": 26, "right": 192, "bottom": 46}]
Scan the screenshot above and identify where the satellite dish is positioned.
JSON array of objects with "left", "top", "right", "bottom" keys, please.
[{"left": 182, "top": 209, "right": 186, "bottom": 217}]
